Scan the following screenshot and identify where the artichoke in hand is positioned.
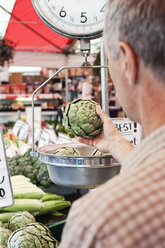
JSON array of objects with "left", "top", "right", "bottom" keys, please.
[
  {"left": 64, "top": 99, "right": 103, "bottom": 139},
  {"left": 54, "top": 147, "right": 80, "bottom": 156}
]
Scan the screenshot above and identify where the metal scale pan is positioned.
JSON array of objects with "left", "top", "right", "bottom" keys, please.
[{"left": 37, "top": 143, "right": 121, "bottom": 189}]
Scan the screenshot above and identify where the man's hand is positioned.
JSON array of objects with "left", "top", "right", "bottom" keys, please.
[
  {"left": 77, "top": 105, "right": 118, "bottom": 153},
  {"left": 78, "top": 106, "right": 134, "bottom": 164}
]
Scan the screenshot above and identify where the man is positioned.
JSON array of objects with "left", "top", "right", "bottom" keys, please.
[{"left": 59, "top": 0, "right": 165, "bottom": 247}]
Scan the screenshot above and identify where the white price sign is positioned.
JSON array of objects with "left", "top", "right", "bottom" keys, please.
[
  {"left": 18, "top": 122, "right": 30, "bottom": 140},
  {"left": 38, "top": 131, "right": 50, "bottom": 148},
  {"left": 12, "top": 120, "right": 23, "bottom": 137},
  {"left": 112, "top": 118, "right": 142, "bottom": 146},
  {"left": 0, "top": 128, "right": 14, "bottom": 209}
]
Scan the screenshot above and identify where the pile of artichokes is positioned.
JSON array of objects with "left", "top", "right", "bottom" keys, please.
[
  {"left": 0, "top": 211, "right": 58, "bottom": 247},
  {"left": 64, "top": 99, "right": 103, "bottom": 139}
]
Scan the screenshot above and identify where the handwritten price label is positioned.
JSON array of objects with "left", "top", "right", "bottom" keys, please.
[
  {"left": 112, "top": 118, "right": 142, "bottom": 146},
  {"left": 0, "top": 128, "right": 14, "bottom": 209},
  {"left": 38, "top": 130, "right": 50, "bottom": 148}
]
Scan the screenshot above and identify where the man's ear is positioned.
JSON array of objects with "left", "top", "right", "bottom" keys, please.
[{"left": 119, "top": 41, "right": 137, "bottom": 86}]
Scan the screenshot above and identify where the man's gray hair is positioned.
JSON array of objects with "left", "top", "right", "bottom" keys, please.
[{"left": 104, "top": 0, "right": 165, "bottom": 81}]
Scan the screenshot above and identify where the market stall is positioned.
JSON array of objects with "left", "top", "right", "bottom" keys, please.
[{"left": 0, "top": 0, "right": 143, "bottom": 246}]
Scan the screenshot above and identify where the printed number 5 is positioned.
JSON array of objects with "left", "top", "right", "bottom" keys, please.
[{"left": 80, "top": 12, "right": 87, "bottom": 23}]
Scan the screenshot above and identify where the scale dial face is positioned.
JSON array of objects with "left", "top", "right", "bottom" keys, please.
[{"left": 32, "top": 0, "right": 106, "bottom": 39}]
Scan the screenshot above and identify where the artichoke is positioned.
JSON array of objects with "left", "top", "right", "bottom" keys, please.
[
  {"left": 8, "top": 228, "right": 58, "bottom": 248},
  {"left": 24, "top": 222, "right": 51, "bottom": 236},
  {"left": 64, "top": 99, "right": 103, "bottom": 139},
  {"left": 0, "top": 222, "right": 4, "bottom": 228},
  {"left": 8, "top": 211, "right": 35, "bottom": 232},
  {"left": 54, "top": 147, "right": 80, "bottom": 156},
  {"left": 38, "top": 234, "right": 58, "bottom": 248},
  {"left": 0, "top": 227, "right": 12, "bottom": 246},
  {"left": 92, "top": 149, "right": 111, "bottom": 157},
  {"left": 8, "top": 229, "right": 42, "bottom": 248}
]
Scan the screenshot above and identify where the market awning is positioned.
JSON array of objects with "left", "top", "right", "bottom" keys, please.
[{"left": 0, "top": 0, "right": 74, "bottom": 53}]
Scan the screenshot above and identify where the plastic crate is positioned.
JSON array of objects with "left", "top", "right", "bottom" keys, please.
[{"left": 48, "top": 220, "right": 66, "bottom": 242}]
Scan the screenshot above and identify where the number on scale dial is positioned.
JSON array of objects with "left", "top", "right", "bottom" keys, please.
[{"left": 32, "top": 0, "right": 106, "bottom": 39}]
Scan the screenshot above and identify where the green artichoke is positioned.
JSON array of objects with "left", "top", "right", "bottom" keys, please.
[
  {"left": 0, "top": 227, "right": 12, "bottom": 246},
  {"left": 8, "top": 211, "right": 35, "bottom": 232},
  {"left": 8, "top": 228, "right": 58, "bottom": 248},
  {"left": 92, "top": 149, "right": 111, "bottom": 157},
  {"left": 8, "top": 229, "right": 42, "bottom": 248},
  {"left": 0, "top": 222, "right": 4, "bottom": 228},
  {"left": 24, "top": 222, "right": 51, "bottom": 236},
  {"left": 54, "top": 147, "right": 80, "bottom": 156},
  {"left": 38, "top": 234, "right": 58, "bottom": 248},
  {"left": 64, "top": 99, "right": 103, "bottom": 139}
]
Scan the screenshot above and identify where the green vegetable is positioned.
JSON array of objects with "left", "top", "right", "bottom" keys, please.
[
  {"left": 64, "top": 98, "right": 103, "bottom": 139},
  {"left": 25, "top": 222, "right": 51, "bottom": 236},
  {"left": 41, "top": 193, "right": 64, "bottom": 202},
  {"left": 11, "top": 176, "right": 45, "bottom": 199},
  {"left": 0, "top": 213, "right": 17, "bottom": 223},
  {"left": 39, "top": 234, "right": 58, "bottom": 248},
  {"left": 7, "top": 151, "right": 53, "bottom": 188},
  {"left": 0, "top": 199, "right": 43, "bottom": 213},
  {"left": 51, "top": 212, "right": 64, "bottom": 217},
  {"left": 54, "top": 147, "right": 80, "bottom": 156},
  {"left": 8, "top": 229, "right": 43, "bottom": 247},
  {"left": 38, "top": 200, "right": 71, "bottom": 216},
  {"left": 8, "top": 211, "right": 36, "bottom": 232},
  {"left": 36, "top": 163, "right": 52, "bottom": 188},
  {"left": 11, "top": 175, "right": 30, "bottom": 182},
  {"left": 8, "top": 229, "right": 58, "bottom": 248},
  {"left": 0, "top": 227, "right": 12, "bottom": 246},
  {"left": 0, "top": 222, "right": 3, "bottom": 228}
]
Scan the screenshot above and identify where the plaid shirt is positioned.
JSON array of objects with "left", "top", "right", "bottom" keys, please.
[{"left": 59, "top": 125, "right": 165, "bottom": 248}]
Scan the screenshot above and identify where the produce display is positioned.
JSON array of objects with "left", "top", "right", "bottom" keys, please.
[
  {"left": 64, "top": 99, "right": 103, "bottom": 139},
  {"left": 54, "top": 147, "right": 80, "bottom": 156},
  {"left": 7, "top": 149, "right": 52, "bottom": 188},
  {"left": 0, "top": 175, "right": 71, "bottom": 224},
  {"left": 0, "top": 211, "right": 59, "bottom": 247}
]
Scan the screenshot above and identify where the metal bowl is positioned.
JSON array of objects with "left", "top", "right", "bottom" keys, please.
[{"left": 37, "top": 143, "right": 121, "bottom": 189}]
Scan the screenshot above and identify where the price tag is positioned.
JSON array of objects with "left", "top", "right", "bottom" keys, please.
[
  {"left": 0, "top": 128, "right": 14, "bottom": 209},
  {"left": 18, "top": 122, "right": 30, "bottom": 141},
  {"left": 27, "top": 125, "right": 42, "bottom": 146},
  {"left": 38, "top": 130, "right": 50, "bottom": 148},
  {"left": 12, "top": 120, "right": 24, "bottom": 137},
  {"left": 112, "top": 118, "right": 142, "bottom": 146}
]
